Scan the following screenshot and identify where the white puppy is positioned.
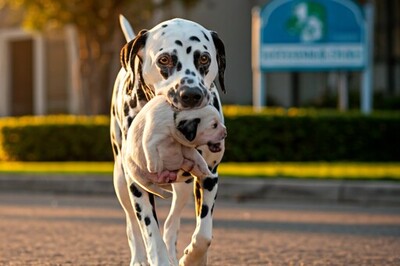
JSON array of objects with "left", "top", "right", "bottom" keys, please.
[{"left": 123, "top": 95, "right": 227, "bottom": 198}]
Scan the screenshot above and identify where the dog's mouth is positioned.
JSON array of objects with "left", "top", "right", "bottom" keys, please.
[{"left": 207, "top": 142, "right": 222, "bottom": 153}]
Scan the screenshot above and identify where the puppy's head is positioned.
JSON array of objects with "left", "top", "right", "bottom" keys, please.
[
  {"left": 120, "top": 18, "right": 226, "bottom": 110},
  {"left": 175, "top": 106, "right": 227, "bottom": 152}
]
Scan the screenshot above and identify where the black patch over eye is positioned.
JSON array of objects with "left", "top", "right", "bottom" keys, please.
[
  {"left": 157, "top": 53, "right": 178, "bottom": 79},
  {"left": 194, "top": 51, "right": 211, "bottom": 76}
]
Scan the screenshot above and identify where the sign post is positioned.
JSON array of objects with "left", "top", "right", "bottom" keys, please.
[{"left": 252, "top": 0, "right": 373, "bottom": 114}]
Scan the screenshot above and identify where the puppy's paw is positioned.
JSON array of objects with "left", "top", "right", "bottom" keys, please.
[{"left": 150, "top": 170, "right": 178, "bottom": 184}]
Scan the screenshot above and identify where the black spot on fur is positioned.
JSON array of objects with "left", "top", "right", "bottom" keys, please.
[
  {"left": 135, "top": 203, "right": 142, "bottom": 213},
  {"left": 211, "top": 203, "right": 215, "bottom": 215},
  {"left": 186, "top": 46, "right": 192, "bottom": 54},
  {"left": 182, "top": 171, "right": 191, "bottom": 177},
  {"left": 144, "top": 216, "right": 151, "bottom": 226},
  {"left": 175, "top": 40, "right": 183, "bottom": 46},
  {"left": 185, "top": 69, "right": 191, "bottom": 75},
  {"left": 136, "top": 212, "right": 142, "bottom": 221},
  {"left": 162, "top": 24, "right": 168, "bottom": 28},
  {"left": 149, "top": 193, "right": 159, "bottom": 226},
  {"left": 201, "top": 205, "right": 209, "bottom": 218},
  {"left": 129, "top": 98, "right": 137, "bottom": 109},
  {"left": 203, "top": 177, "right": 218, "bottom": 192},
  {"left": 127, "top": 116, "right": 133, "bottom": 128},
  {"left": 212, "top": 92, "right": 220, "bottom": 112},
  {"left": 187, "top": 79, "right": 194, "bottom": 84},
  {"left": 177, "top": 118, "right": 201, "bottom": 142},
  {"left": 203, "top": 45, "right": 208, "bottom": 50},
  {"left": 202, "top": 31, "right": 210, "bottom": 41},
  {"left": 123, "top": 102, "right": 130, "bottom": 116},
  {"left": 212, "top": 163, "right": 220, "bottom": 174},
  {"left": 189, "top": 36, "right": 201, "bottom": 42},
  {"left": 112, "top": 143, "right": 119, "bottom": 156},
  {"left": 177, "top": 62, "right": 182, "bottom": 72},
  {"left": 185, "top": 177, "right": 194, "bottom": 183},
  {"left": 130, "top": 183, "right": 142, "bottom": 197},
  {"left": 159, "top": 48, "right": 164, "bottom": 51}
]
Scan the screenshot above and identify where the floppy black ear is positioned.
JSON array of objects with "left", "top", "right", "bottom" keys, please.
[
  {"left": 177, "top": 118, "right": 201, "bottom": 142},
  {"left": 120, "top": 29, "right": 148, "bottom": 70},
  {"left": 211, "top": 31, "right": 226, "bottom": 94}
]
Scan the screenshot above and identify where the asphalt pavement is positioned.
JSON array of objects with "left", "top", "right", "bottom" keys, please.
[{"left": 1, "top": 192, "right": 399, "bottom": 265}]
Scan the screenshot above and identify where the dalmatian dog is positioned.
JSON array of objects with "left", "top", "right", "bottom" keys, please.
[
  {"left": 123, "top": 94, "right": 227, "bottom": 199},
  {"left": 110, "top": 15, "right": 226, "bottom": 266}
]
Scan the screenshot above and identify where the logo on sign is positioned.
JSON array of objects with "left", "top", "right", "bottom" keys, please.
[{"left": 286, "top": 1, "right": 326, "bottom": 42}]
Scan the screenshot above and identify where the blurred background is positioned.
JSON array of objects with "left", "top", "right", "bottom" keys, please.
[
  {"left": 0, "top": 0, "right": 399, "bottom": 165},
  {"left": 0, "top": 0, "right": 399, "bottom": 116}
]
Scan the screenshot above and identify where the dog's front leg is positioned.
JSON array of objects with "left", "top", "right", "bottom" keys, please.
[
  {"left": 179, "top": 177, "right": 218, "bottom": 266},
  {"left": 163, "top": 182, "right": 192, "bottom": 265},
  {"left": 128, "top": 182, "right": 170, "bottom": 266},
  {"left": 179, "top": 143, "right": 223, "bottom": 266}
]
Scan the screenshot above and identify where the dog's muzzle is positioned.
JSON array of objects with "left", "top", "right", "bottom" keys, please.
[{"left": 179, "top": 86, "right": 204, "bottom": 108}]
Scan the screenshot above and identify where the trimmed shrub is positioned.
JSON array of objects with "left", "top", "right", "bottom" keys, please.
[
  {"left": 0, "top": 116, "right": 112, "bottom": 161},
  {"left": 0, "top": 110, "right": 399, "bottom": 162}
]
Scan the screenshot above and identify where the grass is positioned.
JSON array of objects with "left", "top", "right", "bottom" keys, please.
[{"left": 0, "top": 161, "right": 399, "bottom": 180}]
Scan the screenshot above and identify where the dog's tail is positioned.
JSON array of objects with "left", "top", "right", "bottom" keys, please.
[{"left": 119, "top": 14, "right": 135, "bottom": 42}]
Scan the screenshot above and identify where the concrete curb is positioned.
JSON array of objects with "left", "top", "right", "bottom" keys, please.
[{"left": 1, "top": 174, "right": 399, "bottom": 205}]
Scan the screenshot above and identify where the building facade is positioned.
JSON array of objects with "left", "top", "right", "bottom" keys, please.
[{"left": 0, "top": 0, "right": 399, "bottom": 116}]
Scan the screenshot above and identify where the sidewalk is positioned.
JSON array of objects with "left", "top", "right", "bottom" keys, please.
[{"left": 1, "top": 174, "right": 399, "bottom": 205}]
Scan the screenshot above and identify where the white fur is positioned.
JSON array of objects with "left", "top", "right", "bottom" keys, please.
[{"left": 123, "top": 95, "right": 226, "bottom": 198}]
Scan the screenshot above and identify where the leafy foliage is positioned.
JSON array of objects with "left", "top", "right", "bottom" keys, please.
[{"left": 0, "top": 111, "right": 399, "bottom": 162}]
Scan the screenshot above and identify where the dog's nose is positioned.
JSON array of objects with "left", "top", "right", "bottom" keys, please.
[{"left": 179, "top": 87, "right": 203, "bottom": 108}]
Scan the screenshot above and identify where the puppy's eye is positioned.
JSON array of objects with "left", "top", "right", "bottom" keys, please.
[
  {"left": 199, "top": 54, "right": 210, "bottom": 65},
  {"left": 158, "top": 55, "right": 171, "bottom": 66},
  {"left": 212, "top": 123, "right": 218, "bottom": 129}
]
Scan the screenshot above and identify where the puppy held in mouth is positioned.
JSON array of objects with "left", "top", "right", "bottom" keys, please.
[{"left": 123, "top": 95, "right": 227, "bottom": 198}]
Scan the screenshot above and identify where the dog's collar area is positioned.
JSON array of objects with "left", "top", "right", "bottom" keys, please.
[{"left": 207, "top": 141, "right": 222, "bottom": 153}]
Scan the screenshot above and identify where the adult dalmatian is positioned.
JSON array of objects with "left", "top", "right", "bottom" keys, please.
[{"left": 110, "top": 15, "right": 226, "bottom": 266}]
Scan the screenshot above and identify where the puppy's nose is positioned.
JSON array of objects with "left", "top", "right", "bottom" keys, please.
[{"left": 180, "top": 87, "right": 203, "bottom": 108}]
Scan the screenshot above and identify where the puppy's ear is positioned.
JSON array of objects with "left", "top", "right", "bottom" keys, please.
[
  {"left": 211, "top": 31, "right": 226, "bottom": 94},
  {"left": 177, "top": 118, "right": 201, "bottom": 142},
  {"left": 120, "top": 29, "right": 148, "bottom": 70}
]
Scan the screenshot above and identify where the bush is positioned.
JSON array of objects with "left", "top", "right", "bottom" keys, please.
[
  {"left": 223, "top": 107, "right": 400, "bottom": 162},
  {"left": 0, "top": 110, "right": 399, "bottom": 162},
  {"left": 0, "top": 116, "right": 112, "bottom": 161}
]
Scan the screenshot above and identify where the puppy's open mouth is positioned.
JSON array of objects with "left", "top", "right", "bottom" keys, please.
[{"left": 207, "top": 142, "right": 222, "bottom": 153}]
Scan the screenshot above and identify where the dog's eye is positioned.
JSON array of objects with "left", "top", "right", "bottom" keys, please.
[
  {"left": 199, "top": 54, "right": 210, "bottom": 65},
  {"left": 212, "top": 122, "right": 218, "bottom": 129},
  {"left": 158, "top": 55, "right": 171, "bottom": 66}
]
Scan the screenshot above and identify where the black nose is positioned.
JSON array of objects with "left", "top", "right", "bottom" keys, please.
[{"left": 179, "top": 87, "right": 203, "bottom": 108}]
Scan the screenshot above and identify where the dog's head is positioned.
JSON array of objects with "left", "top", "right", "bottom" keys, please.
[
  {"left": 120, "top": 18, "right": 226, "bottom": 110},
  {"left": 175, "top": 105, "right": 227, "bottom": 152}
]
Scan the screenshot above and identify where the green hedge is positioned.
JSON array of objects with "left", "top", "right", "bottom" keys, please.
[
  {"left": 0, "top": 116, "right": 112, "bottom": 161},
  {"left": 0, "top": 110, "right": 399, "bottom": 162}
]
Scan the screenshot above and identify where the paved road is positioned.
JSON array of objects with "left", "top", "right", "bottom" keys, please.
[{"left": 0, "top": 192, "right": 399, "bottom": 266}]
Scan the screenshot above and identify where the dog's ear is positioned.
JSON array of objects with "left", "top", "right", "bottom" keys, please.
[
  {"left": 177, "top": 118, "right": 201, "bottom": 142},
  {"left": 120, "top": 29, "right": 148, "bottom": 71},
  {"left": 211, "top": 31, "right": 226, "bottom": 94}
]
